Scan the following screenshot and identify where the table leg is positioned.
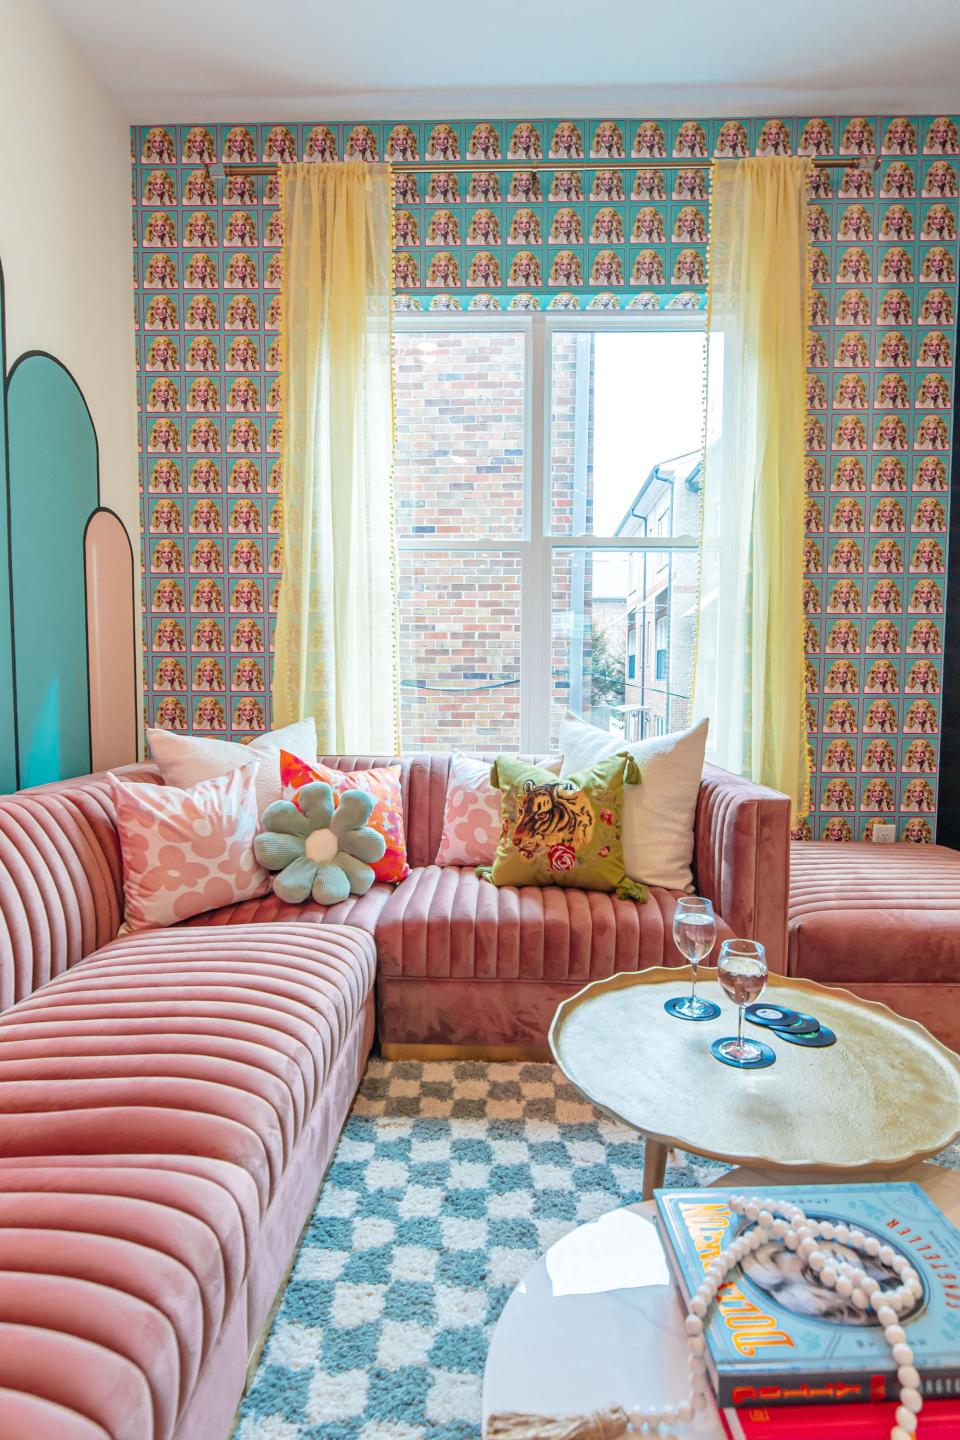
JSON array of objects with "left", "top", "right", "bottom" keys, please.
[{"left": 642, "top": 1138, "right": 668, "bottom": 1200}]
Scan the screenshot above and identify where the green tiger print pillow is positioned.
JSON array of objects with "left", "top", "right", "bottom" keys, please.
[{"left": 477, "top": 752, "right": 647, "bottom": 901}]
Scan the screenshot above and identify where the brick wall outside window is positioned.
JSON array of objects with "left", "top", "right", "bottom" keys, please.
[{"left": 394, "top": 329, "right": 597, "bottom": 750}]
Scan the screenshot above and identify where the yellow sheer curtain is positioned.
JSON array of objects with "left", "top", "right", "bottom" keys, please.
[
  {"left": 273, "top": 161, "right": 400, "bottom": 751},
  {"left": 692, "top": 156, "right": 811, "bottom": 822}
]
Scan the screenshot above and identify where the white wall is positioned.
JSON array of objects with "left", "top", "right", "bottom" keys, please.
[{"left": 0, "top": 0, "right": 138, "bottom": 538}]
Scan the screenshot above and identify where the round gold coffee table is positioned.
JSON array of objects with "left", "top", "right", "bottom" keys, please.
[{"left": 549, "top": 965, "right": 960, "bottom": 1200}]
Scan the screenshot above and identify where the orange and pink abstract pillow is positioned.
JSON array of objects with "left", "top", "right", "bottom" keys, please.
[
  {"left": 280, "top": 751, "right": 409, "bottom": 884},
  {"left": 110, "top": 761, "right": 269, "bottom": 932}
]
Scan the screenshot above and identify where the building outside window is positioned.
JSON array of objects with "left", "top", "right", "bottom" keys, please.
[
  {"left": 616, "top": 451, "right": 702, "bottom": 740},
  {"left": 393, "top": 315, "right": 705, "bottom": 751}
]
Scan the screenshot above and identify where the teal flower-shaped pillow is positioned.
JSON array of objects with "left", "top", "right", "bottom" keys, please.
[{"left": 254, "top": 781, "right": 386, "bottom": 904}]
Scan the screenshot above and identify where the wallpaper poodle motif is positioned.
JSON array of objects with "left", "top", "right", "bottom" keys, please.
[{"left": 132, "top": 114, "right": 958, "bottom": 840}]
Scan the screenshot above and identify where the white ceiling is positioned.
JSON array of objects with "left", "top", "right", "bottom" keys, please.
[{"left": 46, "top": 0, "right": 960, "bottom": 121}]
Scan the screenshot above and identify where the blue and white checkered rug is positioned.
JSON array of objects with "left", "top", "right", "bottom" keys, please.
[{"left": 233, "top": 1059, "right": 960, "bottom": 1440}]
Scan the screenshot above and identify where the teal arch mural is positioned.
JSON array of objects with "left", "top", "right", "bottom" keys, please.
[
  {"left": 0, "top": 271, "right": 14, "bottom": 792},
  {"left": 0, "top": 257, "right": 138, "bottom": 791},
  {"left": 7, "top": 355, "right": 98, "bottom": 786}
]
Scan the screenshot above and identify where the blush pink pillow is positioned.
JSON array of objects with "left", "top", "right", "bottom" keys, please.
[
  {"left": 435, "top": 751, "right": 561, "bottom": 867},
  {"left": 110, "top": 761, "right": 270, "bottom": 933}
]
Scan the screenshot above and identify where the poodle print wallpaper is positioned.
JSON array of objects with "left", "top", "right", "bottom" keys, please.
[{"left": 133, "top": 114, "right": 958, "bottom": 840}]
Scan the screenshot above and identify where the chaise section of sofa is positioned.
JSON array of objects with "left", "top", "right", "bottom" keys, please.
[
  {"left": 0, "top": 920, "right": 375, "bottom": 1440},
  {"left": 0, "top": 768, "right": 379, "bottom": 1440},
  {"left": 789, "top": 838, "right": 960, "bottom": 1052}
]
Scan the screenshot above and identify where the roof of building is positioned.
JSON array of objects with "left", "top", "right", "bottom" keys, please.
[{"left": 614, "top": 449, "right": 702, "bottom": 536}]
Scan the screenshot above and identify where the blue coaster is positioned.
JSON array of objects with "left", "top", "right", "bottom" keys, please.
[
  {"left": 664, "top": 996, "right": 722, "bottom": 1022},
  {"left": 747, "top": 1005, "right": 821, "bottom": 1036},
  {"left": 711, "top": 1037, "right": 776, "bottom": 1068},
  {"left": 774, "top": 1012, "right": 823, "bottom": 1036},
  {"left": 745, "top": 1003, "right": 800, "bottom": 1029},
  {"left": 774, "top": 1023, "right": 837, "bottom": 1047}
]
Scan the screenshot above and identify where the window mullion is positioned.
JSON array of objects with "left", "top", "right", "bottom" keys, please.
[{"left": 520, "top": 316, "right": 552, "bottom": 753}]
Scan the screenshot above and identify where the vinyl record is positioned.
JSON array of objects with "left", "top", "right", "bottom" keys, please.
[
  {"left": 745, "top": 1003, "right": 801, "bottom": 1029},
  {"left": 773, "top": 1023, "right": 837, "bottom": 1047},
  {"left": 771, "top": 1012, "right": 823, "bottom": 1036}
]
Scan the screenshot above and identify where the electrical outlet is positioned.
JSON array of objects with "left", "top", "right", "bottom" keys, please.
[{"left": 871, "top": 822, "right": 896, "bottom": 844}]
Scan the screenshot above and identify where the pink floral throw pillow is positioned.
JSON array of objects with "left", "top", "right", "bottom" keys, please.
[
  {"left": 435, "top": 751, "right": 561, "bottom": 867},
  {"left": 110, "top": 761, "right": 270, "bottom": 933}
]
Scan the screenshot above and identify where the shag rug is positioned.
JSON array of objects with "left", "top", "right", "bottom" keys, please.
[{"left": 233, "top": 1059, "right": 960, "bottom": 1440}]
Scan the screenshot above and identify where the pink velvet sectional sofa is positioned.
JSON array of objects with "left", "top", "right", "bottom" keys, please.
[
  {"left": 0, "top": 753, "right": 788, "bottom": 1438},
  {"left": 788, "top": 839, "right": 960, "bottom": 1054}
]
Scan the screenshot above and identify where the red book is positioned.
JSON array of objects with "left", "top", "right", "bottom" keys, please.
[{"left": 720, "top": 1397, "right": 960, "bottom": 1438}]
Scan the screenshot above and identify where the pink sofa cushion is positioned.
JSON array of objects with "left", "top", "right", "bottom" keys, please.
[
  {"left": 0, "top": 921, "right": 375, "bottom": 1439},
  {"left": 0, "top": 1388, "right": 112, "bottom": 1440},
  {"left": 789, "top": 841, "right": 960, "bottom": 985},
  {"left": 179, "top": 882, "right": 393, "bottom": 933},
  {"left": 374, "top": 864, "right": 733, "bottom": 982}
]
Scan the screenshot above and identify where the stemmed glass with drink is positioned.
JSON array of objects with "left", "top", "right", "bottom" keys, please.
[
  {"left": 664, "top": 896, "right": 720, "bottom": 1021},
  {"left": 712, "top": 939, "right": 775, "bottom": 1068}
]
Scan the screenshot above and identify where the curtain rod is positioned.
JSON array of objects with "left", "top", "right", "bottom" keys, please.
[{"left": 210, "top": 156, "right": 880, "bottom": 179}]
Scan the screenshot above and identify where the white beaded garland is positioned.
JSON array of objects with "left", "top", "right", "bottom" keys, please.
[{"left": 619, "top": 1193, "right": 924, "bottom": 1439}]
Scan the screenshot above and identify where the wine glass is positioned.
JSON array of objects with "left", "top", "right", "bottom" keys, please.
[
  {"left": 714, "top": 939, "right": 771, "bottom": 1067},
  {"left": 664, "top": 897, "right": 720, "bottom": 1021}
]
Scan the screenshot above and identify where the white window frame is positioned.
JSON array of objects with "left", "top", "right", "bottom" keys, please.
[{"left": 393, "top": 310, "right": 704, "bottom": 752}]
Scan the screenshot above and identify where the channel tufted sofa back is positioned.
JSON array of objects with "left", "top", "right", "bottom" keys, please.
[
  {"left": 0, "top": 752, "right": 791, "bottom": 1016},
  {"left": 0, "top": 754, "right": 532, "bottom": 1011},
  {"left": 0, "top": 766, "right": 158, "bottom": 1010}
]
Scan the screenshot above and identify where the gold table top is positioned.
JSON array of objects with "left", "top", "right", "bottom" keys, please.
[{"left": 549, "top": 966, "right": 960, "bottom": 1173}]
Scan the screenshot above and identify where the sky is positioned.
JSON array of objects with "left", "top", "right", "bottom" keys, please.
[
  {"left": 588, "top": 329, "right": 705, "bottom": 599},
  {"left": 591, "top": 329, "right": 706, "bottom": 535}
]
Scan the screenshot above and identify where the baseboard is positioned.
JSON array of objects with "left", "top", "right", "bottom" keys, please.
[{"left": 380, "top": 1041, "right": 553, "bottom": 1062}]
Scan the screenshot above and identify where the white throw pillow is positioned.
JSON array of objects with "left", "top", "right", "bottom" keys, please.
[
  {"left": 559, "top": 711, "right": 708, "bottom": 891},
  {"left": 146, "top": 717, "right": 318, "bottom": 818}
]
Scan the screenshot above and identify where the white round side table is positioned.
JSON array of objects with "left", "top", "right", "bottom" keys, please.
[{"left": 481, "top": 1163, "right": 960, "bottom": 1438}]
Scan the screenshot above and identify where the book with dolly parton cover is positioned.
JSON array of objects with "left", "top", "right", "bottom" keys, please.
[{"left": 655, "top": 1183, "right": 960, "bottom": 1408}]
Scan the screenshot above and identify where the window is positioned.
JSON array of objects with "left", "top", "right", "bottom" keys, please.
[
  {"left": 626, "top": 617, "right": 637, "bottom": 681},
  {"left": 394, "top": 315, "right": 705, "bottom": 751}
]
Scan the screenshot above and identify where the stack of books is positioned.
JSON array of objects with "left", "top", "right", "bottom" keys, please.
[{"left": 654, "top": 1182, "right": 960, "bottom": 1437}]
